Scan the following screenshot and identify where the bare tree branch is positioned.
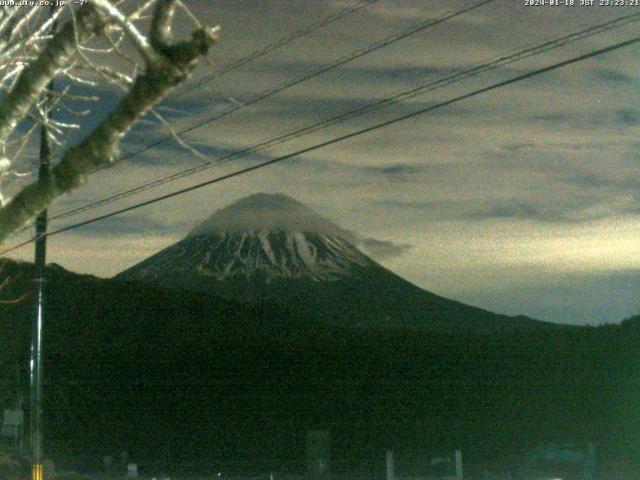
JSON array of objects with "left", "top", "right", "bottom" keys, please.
[
  {"left": 91, "top": 0, "right": 162, "bottom": 65},
  {"left": 0, "top": 269, "right": 29, "bottom": 304},
  {"left": 0, "top": 5, "right": 103, "bottom": 147},
  {"left": 0, "top": 1, "right": 218, "bottom": 241},
  {"left": 151, "top": 0, "right": 178, "bottom": 51}
]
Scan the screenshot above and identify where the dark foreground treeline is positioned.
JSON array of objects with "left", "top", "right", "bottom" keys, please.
[{"left": 0, "top": 260, "right": 639, "bottom": 477}]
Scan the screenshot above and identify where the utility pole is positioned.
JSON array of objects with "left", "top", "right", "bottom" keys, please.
[
  {"left": 31, "top": 6, "right": 56, "bottom": 480},
  {"left": 386, "top": 450, "right": 394, "bottom": 480},
  {"left": 454, "top": 449, "right": 463, "bottom": 480}
]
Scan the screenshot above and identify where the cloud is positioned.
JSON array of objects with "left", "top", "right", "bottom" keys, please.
[
  {"left": 616, "top": 110, "right": 640, "bottom": 127},
  {"left": 357, "top": 237, "right": 413, "bottom": 260},
  {"left": 120, "top": 141, "right": 248, "bottom": 167},
  {"left": 66, "top": 215, "right": 174, "bottom": 237},
  {"left": 459, "top": 200, "right": 614, "bottom": 224},
  {"left": 365, "top": 163, "right": 422, "bottom": 176},
  {"left": 593, "top": 68, "right": 634, "bottom": 84},
  {"left": 439, "top": 266, "right": 640, "bottom": 325}
]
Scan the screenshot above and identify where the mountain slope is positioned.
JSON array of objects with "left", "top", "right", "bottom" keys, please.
[
  {"left": 116, "top": 193, "right": 564, "bottom": 334},
  {"left": 122, "top": 193, "right": 373, "bottom": 282},
  {"left": 0, "top": 259, "right": 635, "bottom": 475}
]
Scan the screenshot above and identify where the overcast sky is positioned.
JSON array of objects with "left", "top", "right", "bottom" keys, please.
[{"left": 5, "top": 0, "right": 640, "bottom": 325}]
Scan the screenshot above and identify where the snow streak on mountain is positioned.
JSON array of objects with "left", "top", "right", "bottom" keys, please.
[{"left": 120, "top": 193, "right": 375, "bottom": 283}]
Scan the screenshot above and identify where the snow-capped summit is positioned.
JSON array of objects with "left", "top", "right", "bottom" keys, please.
[
  {"left": 119, "top": 193, "right": 375, "bottom": 283},
  {"left": 190, "top": 193, "right": 350, "bottom": 238}
]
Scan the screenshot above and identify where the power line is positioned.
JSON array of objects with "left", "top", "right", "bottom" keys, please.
[
  {"left": 0, "top": 0, "right": 378, "bottom": 236},
  {"left": 114, "top": 0, "right": 497, "bottom": 163},
  {"left": 1, "top": 31, "right": 638, "bottom": 257},
  {"left": 170, "top": 0, "right": 381, "bottom": 99},
  {"left": 48, "top": 0, "right": 498, "bottom": 221},
  {"left": 48, "top": 9, "right": 640, "bottom": 223}
]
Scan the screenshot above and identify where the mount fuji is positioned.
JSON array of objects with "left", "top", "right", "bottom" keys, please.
[{"left": 116, "top": 193, "right": 560, "bottom": 334}]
